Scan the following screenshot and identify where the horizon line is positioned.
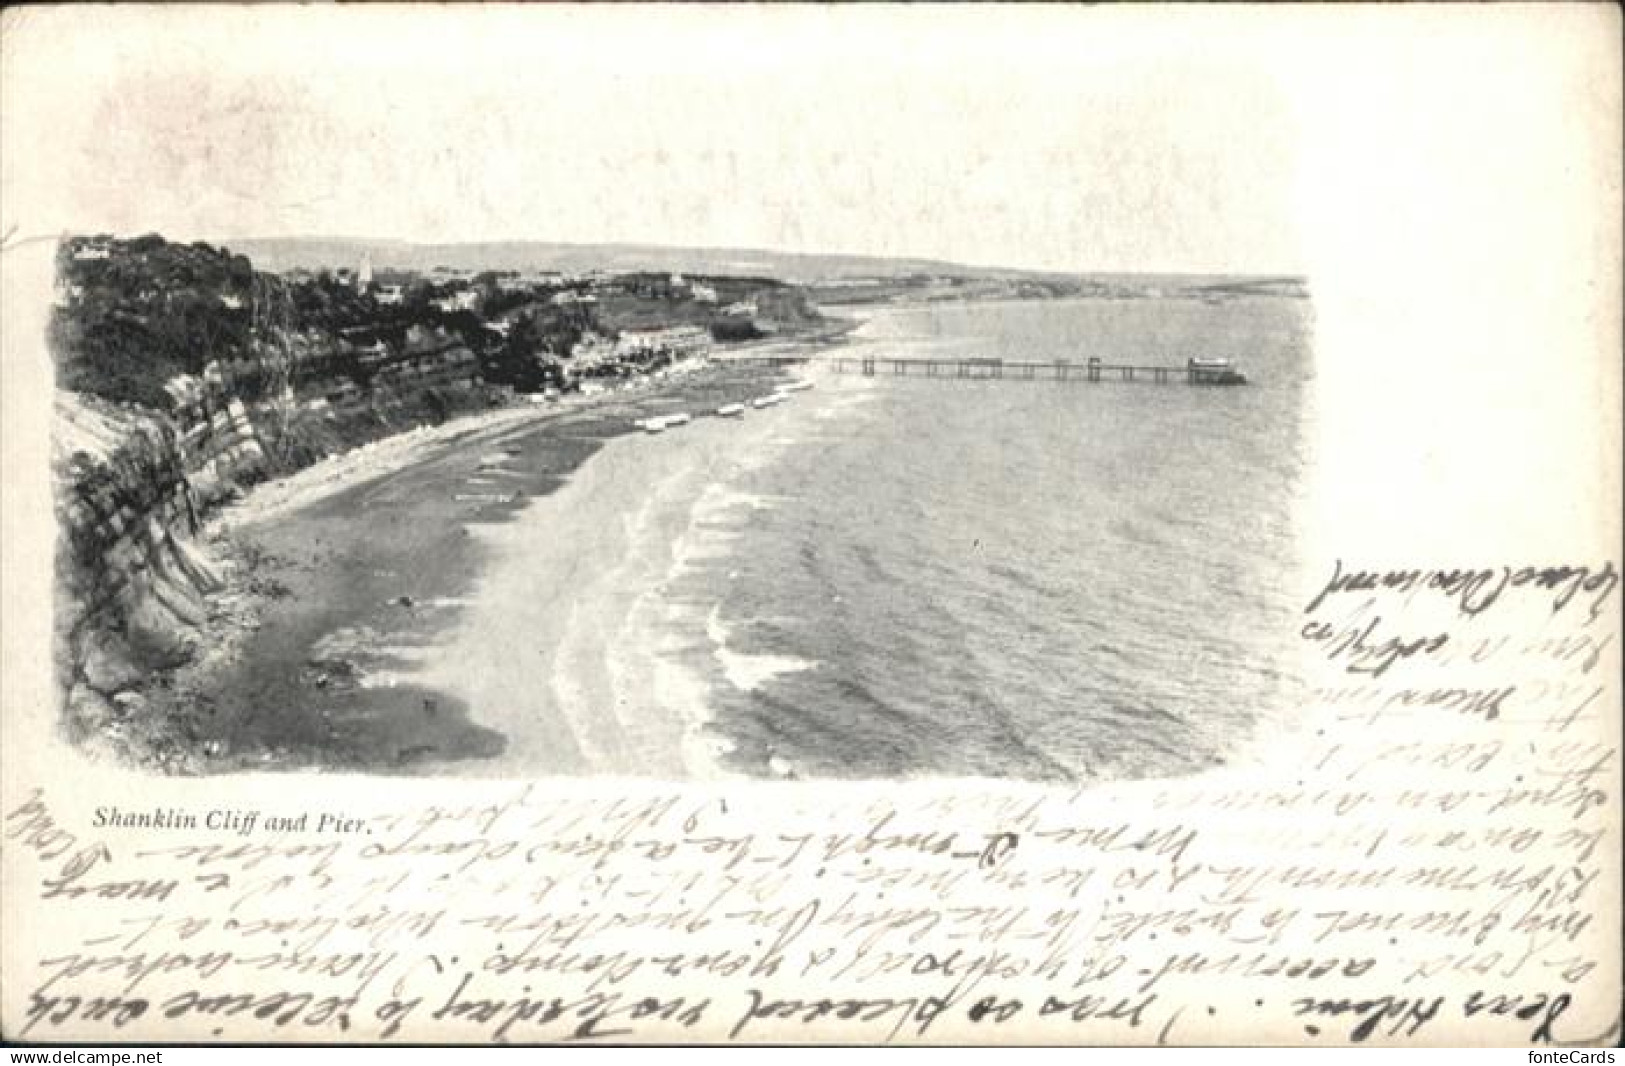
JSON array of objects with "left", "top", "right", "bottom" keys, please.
[{"left": 68, "top": 228, "right": 1310, "bottom": 281}]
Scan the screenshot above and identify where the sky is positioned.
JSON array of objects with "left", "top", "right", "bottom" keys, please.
[
  {"left": 0, "top": 4, "right": 1320, "bottom": 274},
  {"left": 0, "top": 3, "right": 1617, "bottom": 282}
]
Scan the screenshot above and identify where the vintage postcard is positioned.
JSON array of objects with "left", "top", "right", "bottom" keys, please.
[{"left": 1, "top": 2, "right": 1619, "bottom": 1046}]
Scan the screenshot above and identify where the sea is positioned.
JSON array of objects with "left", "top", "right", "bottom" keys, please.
[{"left": 629, "top": 294, "right": 1315, "bottom": 783}]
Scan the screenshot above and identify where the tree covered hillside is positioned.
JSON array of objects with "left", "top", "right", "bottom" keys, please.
[
  {"left": 52, "top": 235, "right": 260, "bottom": 407},
  {"left": 50, "top": 233, "right": 829, "bottom": 410}
]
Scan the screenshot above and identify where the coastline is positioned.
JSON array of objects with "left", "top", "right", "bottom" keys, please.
[
  {"left": 128, "top": 326, "right": 849, "bottom": 774},
  {"left": 418, "top": 376, "right": 824, "bottom": 778}
]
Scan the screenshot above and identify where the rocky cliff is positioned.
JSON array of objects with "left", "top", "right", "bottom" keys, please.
[{"left": 50, "top": 237, "right": 494, "bottom": 767}]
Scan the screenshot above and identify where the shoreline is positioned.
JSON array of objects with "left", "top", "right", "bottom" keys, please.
[
  {"left": 418, "top": 382, "right": 816, "bottom": 778},
  {"left": 128, "top": 326, "right": 849, "bottom": 774}
]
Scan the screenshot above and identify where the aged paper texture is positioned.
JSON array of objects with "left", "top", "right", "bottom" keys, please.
[{"left": 2, "top": 3, "right": 1620, "bottom": 1046}]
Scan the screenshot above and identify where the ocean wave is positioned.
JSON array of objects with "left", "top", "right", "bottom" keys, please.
[
  {"left": 705, "top": 604, "right": 819, "bottom": 694},
  {"left": 693, "top": 485, "right": 790, "bottom": 520}
]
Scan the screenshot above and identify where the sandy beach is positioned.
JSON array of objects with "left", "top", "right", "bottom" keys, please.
[
  {"left": 421, "top": 384, "right": 803, "bottom": 777},
  {"left": 151, "top": 343, "right": 838, "bottom": 775}
]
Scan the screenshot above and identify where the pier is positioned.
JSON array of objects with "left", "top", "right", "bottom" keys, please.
[{"left": 723, "top": 354, "right": 1248, "bottom": 385}]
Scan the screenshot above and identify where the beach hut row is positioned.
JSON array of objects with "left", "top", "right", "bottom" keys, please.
[{"left": 632, "top": 377, "right": 814, "bottom": 433}]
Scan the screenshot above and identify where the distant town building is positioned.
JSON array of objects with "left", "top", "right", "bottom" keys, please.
[
  {"left": 357, "top": 255, "right": 373, "bottom": 293},
  {"left": 616, "top": 325, "right": 710, "bottom": 359},
  {"left": 374, "top": 284, "right": 405, "bottom": 306},
  {"left": 690, "top": 283, "right": 719, "bottom": 304},
  {"left": 433, "top": 289, "right": 480, "bottom": 313},
  {"left": 570, "top": 332, "right": 616, "bottom": 368}
]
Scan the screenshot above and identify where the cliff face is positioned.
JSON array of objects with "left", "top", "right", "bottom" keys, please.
[
  {"left": 50, "top": 237, "right": 495, "bottom": 767},
  {"left": 54, "top": 395, "right": 220, "bottom": 761}
]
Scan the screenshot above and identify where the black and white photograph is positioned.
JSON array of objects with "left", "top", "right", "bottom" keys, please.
[
  {"left": 2, "top": 3, "right": 1618, "bottom": 1047},
  {"left": 43, "top": 142, "right": 1311, "bottom": 782}
]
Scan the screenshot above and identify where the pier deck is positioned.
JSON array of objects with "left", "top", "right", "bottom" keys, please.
[{"left": 721, "top": 354, "right": 1247, "bottom": 385}]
